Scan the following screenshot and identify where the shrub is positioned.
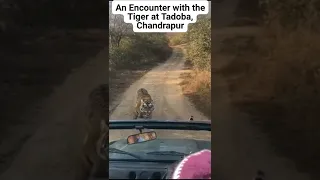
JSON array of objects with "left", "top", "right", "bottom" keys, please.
[
  {"left": 168, "top": 33, "right": 188, "bottom": 46},
  {"left": 109, "top": 33, "right": 172, "bottom": 71},
  {"left": 184, "top": 17, "right": 211, "bottom": 71}
]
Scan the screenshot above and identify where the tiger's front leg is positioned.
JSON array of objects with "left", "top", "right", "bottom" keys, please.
[
  {"left": 133, "top": 110, "right": 139, "bottom": 119},
  {"left": 148, "top": 113, "right": 152, "bottom": 119}
]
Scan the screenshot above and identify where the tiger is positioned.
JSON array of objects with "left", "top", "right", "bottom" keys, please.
[
  {"left": 75, "top": 84, "right": 109, "bottom": 180},
  {"left": 133, "top": 88, "right": 155, "bottom": 119}
]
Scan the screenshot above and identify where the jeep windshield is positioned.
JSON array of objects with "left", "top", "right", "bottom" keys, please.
[{"left": 108, "top": 120, "right": 211, "bottom": 161}]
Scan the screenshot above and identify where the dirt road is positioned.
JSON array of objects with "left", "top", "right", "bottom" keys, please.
[
  {"left": 109, "top": 48, "right": 210, "bottom": 141},
  {"left": 109, "top": 49, "right": 207, "bottom": 121},
  {"left": 0, "top": 47, "right": 108, "bottom": 180}
]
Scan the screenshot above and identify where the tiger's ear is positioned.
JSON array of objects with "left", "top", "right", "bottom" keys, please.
[{"left": 100, "top": 120, "right": 108, "bottom": 132}]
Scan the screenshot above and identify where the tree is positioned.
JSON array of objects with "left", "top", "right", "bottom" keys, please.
[{"left": 109, "top": 7, "right": 132, "bottom": 47}]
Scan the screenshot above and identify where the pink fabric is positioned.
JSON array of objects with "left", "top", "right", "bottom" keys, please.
[{"left": 172, "top": 149, "right": 211, "bottom": 179}]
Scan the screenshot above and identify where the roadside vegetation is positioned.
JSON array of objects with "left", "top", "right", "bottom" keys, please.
[
  {"left": 109, "top": 32, "right": 172, "bottom": 72},
  {"left": 169, "top": 17, "right": 211, "bottom": 118},
  {"left": 220, "top": 0, "right": 320, "bottom": 178},
  {"left": 108, "top": 12, "right": 172, "bottom": 106}
]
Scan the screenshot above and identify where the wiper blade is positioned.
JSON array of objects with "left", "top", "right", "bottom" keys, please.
[
  {"left": 146, "top": 151, "right": 188, "bottom": 156},
  {"left": 109, "top": 148, "right": 142, "bottom": 159}
]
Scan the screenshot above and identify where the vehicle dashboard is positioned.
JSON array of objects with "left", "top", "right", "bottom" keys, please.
[{"left": 109, "top": 160, "right": 177, "bottom": 179}]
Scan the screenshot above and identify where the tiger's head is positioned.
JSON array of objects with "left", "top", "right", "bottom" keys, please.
[{"left": 140, "top": 99, "right": 154, "bottom": 118}]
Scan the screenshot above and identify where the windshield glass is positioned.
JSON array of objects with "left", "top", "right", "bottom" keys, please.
[{"left": 109, "top": 129, "right": 211, "bottom": 161}]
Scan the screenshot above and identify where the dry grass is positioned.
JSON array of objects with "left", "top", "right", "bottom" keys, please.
[
  {"left": 180, "top": 70, "right": 211, "bottom": 118},
  {"left": 220, "top": 28, "right": 320, "bottom": 179}
]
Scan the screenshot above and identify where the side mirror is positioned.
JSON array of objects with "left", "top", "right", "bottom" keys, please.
[{"left": 127, "top": 131, "right": 157, "bottom": 145}]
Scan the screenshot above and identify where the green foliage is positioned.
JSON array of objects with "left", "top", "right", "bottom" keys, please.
[
  {"left": 109, "top": 33, "right": 172, "bottom": 71},
  {"left": 185, "top": 17, "right": 211, "bottom": 71}
]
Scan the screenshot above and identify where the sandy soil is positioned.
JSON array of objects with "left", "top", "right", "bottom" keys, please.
[
  {"left": 0, "top": 43, "right": 108, "bottom": 180},
  {"left": 109, "top": 48, "right": 210, "bottom": 141}
]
